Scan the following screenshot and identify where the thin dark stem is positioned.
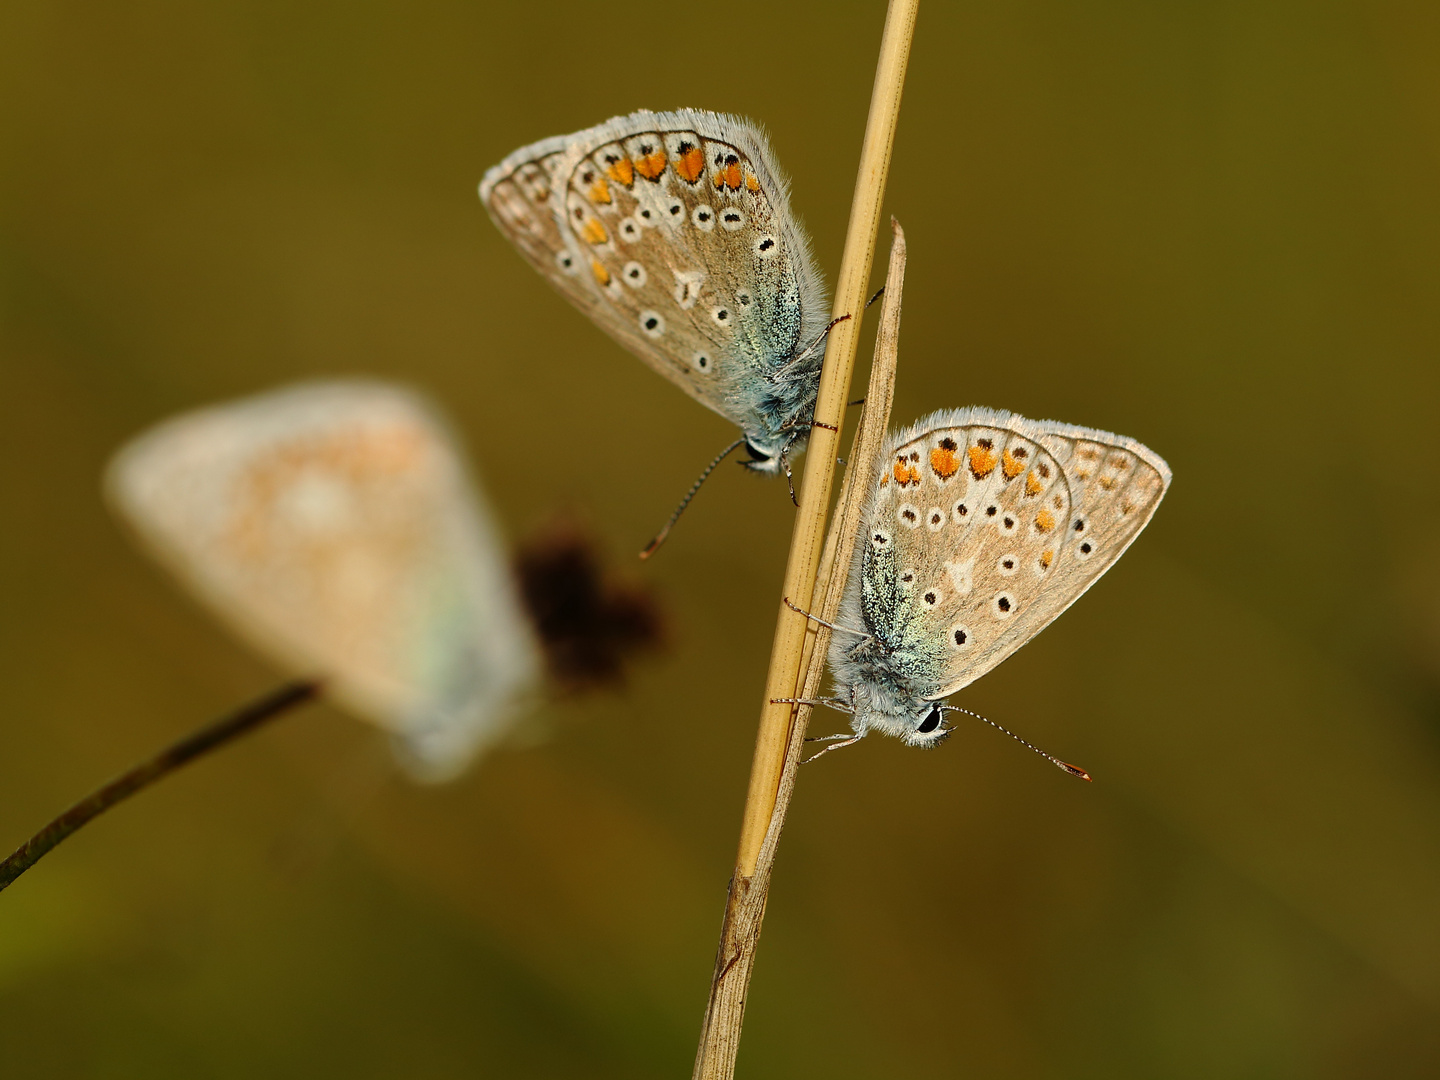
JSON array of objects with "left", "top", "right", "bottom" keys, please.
[{"left": 0, "top": 678, "right": 321, "bottom": 893}]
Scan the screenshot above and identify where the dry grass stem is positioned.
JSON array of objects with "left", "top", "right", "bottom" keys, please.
[
  {"left": 796, "top": 219, "right": 907, "bottom": 719},
  {"left": 738, "top": 0, "right": 917, "bottom": 886},
  {"left": 691, "top": 221, "right": 908, "bottom": 1080}
]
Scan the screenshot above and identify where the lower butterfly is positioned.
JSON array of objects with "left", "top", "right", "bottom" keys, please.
[
  {"left": 480, "top": 110, "right": 835, "bottom": 544},
  {"left": 787, "top": 407, "right": 1171, "bottom": 771},
  {"left": 106, "top": 380, "right": 540, "bottom": 782}
]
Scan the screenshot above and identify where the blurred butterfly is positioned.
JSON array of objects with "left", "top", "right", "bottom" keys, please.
[
  {"left": 107, "top": 380, "right": 561, "bottom": 782},
  {"left": 480, "top": 109, "right": 833, "bottom": 536},
  {"left": 789, "top": 407, "right": 1171, "bottom": 773}
]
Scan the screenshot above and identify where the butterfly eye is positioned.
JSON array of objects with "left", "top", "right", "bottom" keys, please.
[
  {"left": 743, "top": 439, "right": 772, "bottom": 463},
  {"left": 917, "top": 706, "right": 943, "bottom": 734}
]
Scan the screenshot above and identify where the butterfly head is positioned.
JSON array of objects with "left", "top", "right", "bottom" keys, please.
[{"left": 846, "top": 679, "right": 953, "bottom": 749}]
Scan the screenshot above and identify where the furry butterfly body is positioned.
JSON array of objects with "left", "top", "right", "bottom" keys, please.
[
  {"left": 826, "top": 407, "right": 1171, "bottom": 748},
  {"left": 480, "top": 109, "right": 830, "bottom": 472}
]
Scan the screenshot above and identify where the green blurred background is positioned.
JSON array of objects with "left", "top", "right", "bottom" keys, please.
[{"left": 3, "top": 1, "right": 1439, "bottom": 1076}]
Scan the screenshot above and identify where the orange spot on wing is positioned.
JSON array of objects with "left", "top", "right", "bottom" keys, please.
[
  {"left": 712, "top": 170, "right": 726, "bottom": 189},
  {"left": 1025, "top": 471, "right": 1044, "bottom": 496},
  {"left": 633, "top": 149, "right": 667, "bottom": 180},
  {"left": 930, "top": 446, "right": 959, "bottom": 479},
  {"left": 968, "top": 445, "right": 997, "bottom": 479},
  {"left": 1099, "top": 475, "right": 1117, "bottom": 490},
  {"left": 590, "top": 259, "right": 610, "bottom": 286},
  {"left": 1002, "top": 450, "right": 1024, "bottom": 480},
  {"left": 1040, "top": 549, "right": 1054, "bottom": 569},
  {"left": 1035, "top": 509, "right": 1056, "bottom": 532},
  {"left": 745, "top": 171, "right": 760, "bottom": 192},
  {"left": 588, "top": 178, "right": 611, "bottom": 204},
  {"left": 580, "top": 218, "right": 608, "bottom": 245},
  {"left": 605, "top": 157, "right": 634, "bottom": 186},
  {"left": 723, "top": 162, "right": 743, "bottom": 189},
  {"left": 893, "top": 460, "right": 920, "bottom": 486},
  {"left": 880, "top": 473, "right": 890, "bottom": 486},
  {"left": 674, "top": 145, "right": 705, "bottom": 183}
]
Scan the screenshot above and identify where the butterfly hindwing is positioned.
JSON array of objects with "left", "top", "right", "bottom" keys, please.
[
  {"left": 480, "top": 137, "right": 605, "bottom": 321},
  {"left": 860, "top": 407, "right": 1171, "bottom": 698}
]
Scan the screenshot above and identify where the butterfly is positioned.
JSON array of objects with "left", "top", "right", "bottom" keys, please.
[
  {"left": 106, "top": 379, "right": 540, "bottom": 782},
  {"left": 795, "top": 407, "right": 1171, "bottom": 769},
  {"left": 479, "top": 109, "right": 832, "bottom": 480}
]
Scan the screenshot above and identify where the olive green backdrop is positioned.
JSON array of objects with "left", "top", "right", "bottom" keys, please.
[{"left": 2, "top": 1, "right": 1438, "bottom": 1077}]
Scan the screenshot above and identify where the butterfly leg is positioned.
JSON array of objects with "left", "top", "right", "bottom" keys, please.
[
  {"left": 769, "top": 313, "right": 852, "bottom": 383},
  {"left": 769, "top": 695, "right": 853, "bottom": 712},
  {"left": 781, "top": 596, "right": 871, "bottom": 640},
  {"left": 801, "top": 735, "right": 864, "bottom": 763},
  {"left": 779, "top": 446, "right": 798, "bottom": 506}
]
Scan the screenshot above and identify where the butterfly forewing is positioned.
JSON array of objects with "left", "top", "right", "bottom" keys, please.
[
  {"left": 481, "top": 109, "right": 829, "bottom": 433},
  {"left": 863, "top": 408, "right": 1170, "bottom": 698}
]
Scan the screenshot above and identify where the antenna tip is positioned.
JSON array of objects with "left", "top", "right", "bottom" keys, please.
[{"left": 1058, "top": 761, "right": 1092, "bottom": 782}]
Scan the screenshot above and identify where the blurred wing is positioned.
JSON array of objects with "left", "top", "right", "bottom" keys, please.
[
  {"left": 105, "top": 380, "right": 539, "bottom": 781},
  {"left": 482, "top": 110, "right": 829, "bottom": 425},
  {"left": 865, "top": 407, "right": 1171, "bottom": 697}
]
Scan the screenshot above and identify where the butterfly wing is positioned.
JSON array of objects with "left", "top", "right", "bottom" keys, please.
[
  {"left": 105, "top": 380, "right": 540, "bottom": 781},
  {"left": 481, "top": 135, "right": 611, "bottom": 325},
  {"left": 856, "top": 406, "right": 1171, "bottom": 698},
  {"left": 481, "top": 110, "right": 830, "bottom": 434}
]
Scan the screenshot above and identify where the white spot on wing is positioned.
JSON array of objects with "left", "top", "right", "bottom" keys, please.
[
  {"left": 672, "top": 269, "right": 706, "bottom": 310},
  {"left": 945, "top": 559, "right": 974, "bottom": 595}
]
